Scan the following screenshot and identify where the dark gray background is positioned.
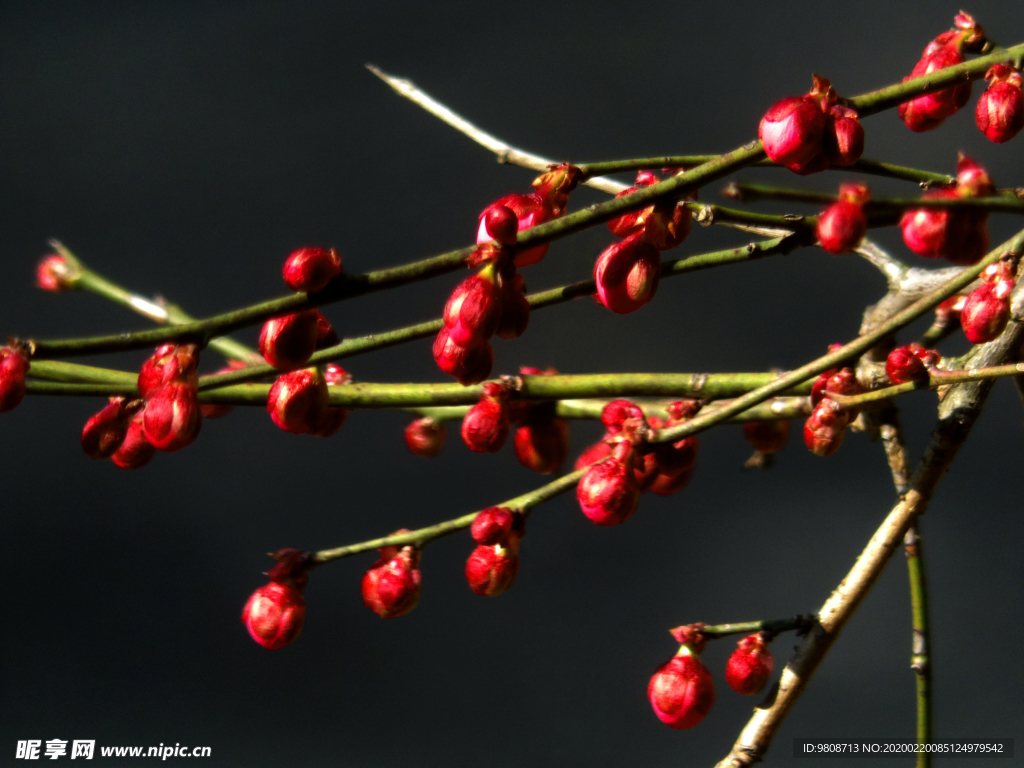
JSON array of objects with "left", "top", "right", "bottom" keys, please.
[{"left": 1, "top": 2, "right": 1022, "bottom": 766}]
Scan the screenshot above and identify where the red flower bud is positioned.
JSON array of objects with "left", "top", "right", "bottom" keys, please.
[
  {"left": 362, "top": 538, "right": 422, "bottom": 619},
  {"left": 259, "top": 309, "right": 320, "bottom": 370},
  {"left": 241, "top": 551, "right": 309, "bottom": 650},
  {"left": 577, "top": 440, "right": 641, "bottom": 526},
  {"left": 594, "top": 232, "right": 661, "bottom": 314},
  {"left": 648, "top": 647, "right": 715, "bottom": 730},
  {"left": 282, "top": 247, "right": 342, "bottom": 293},
  {"left": 143, "top": 380, "right": 202, "bottom": 452},
  {"left": 267, "top": 368, "right": 329, "bottom": 434},
  {"left": 976, "top": 64, "right": 1024, "bottom": 144},
  {"left": 0, "top": 345, "right": 30, "bottom": 413},
  {"left": 961, "top": 282, "right": 1012, "bottom": 344},
  {"left": 496, "top": 270, "right": 530, "bottom": 340},
  {"left": 651, "top": 401, "right": 700, "bottom": 477},
  {"left": 822, "top": 105, "right": 864, "bottom": 167},
  {"left": 816, "top": 183, "right": 869, "bottom": 254},
  {"left": 138, "top": 344, "right": 177, "bottom": 399},
  {"left": 803, "top": 399, "right": 847, "bottom": 457},
  {"left": 443, "top": 267, "right": 503, "bottom": 349},
  {"left": 461, "top": 383, "right": 511, "bottom": 453},
  {"left": 898, "top": 19, "right": 982, "bottom": 131},
  {"left": 471, "top": 507, "right": 522, "bottom": 545},
  {"left": 759, "top": 96, "right": 827, "bottom": 168},
  {"left": 81, "top": 397, "right": 140, "bottom": 459},
  {"left": 322, "top": 363, "right": 351, "bottom": 386},
  {"left": 574, "top": 439, "right": 612, "bottom": 470},
  {"left": 305, "top": 362, "right": 350, "bottom": 438},
  {"left": 477, "top": 194, "right": 552, "bottom": 268},
  {"left": 601, "top": 399, "right": 647, "bottom": 435},
  {"left": 111, "top": 412, "right": 157, "bottom": 470},
  {"left": 432, "top": 328, "right": 493, "bottom": 385},
  {"left": 725, "top": 633, "right": 774, "bottom": 696},
  {"left": 404, "top": 417, "right": 447, "bottom": 458},
  {"left": 465, "top": 543, "right": 520, "bottom": 597},
  {"left": 481, "top": 205, "right": 519, "bottom": 246},
  {"left": 36, "top": 254, "right": 77, "bottom": 292},
  {"left": 886, "top": 344, "right": 934, "bottom": 384},
  {"left": 514, "top": 417, "right": 569, "bottom": 475},
  {"left": 743, "top": 420, "right": 790, "bottom": 454}
]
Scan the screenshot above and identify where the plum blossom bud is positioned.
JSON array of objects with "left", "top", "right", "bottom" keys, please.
[
  {"left": 961, "top": 282, "right": 1012, "bottom": 344},
  {"left": 744, "top": 420, "right": 790, "bottom": 454},
  {"left": 514, "top": 417, "right": 569, "bottom": 475},
  {"left": 577, "top": 440, "right": 641, "bottom": 526},
  {"left": 477, "top": 194, "right": 552, "bottom": 268},
  {"left": 267, "top": 368, "right": 329, "bottom": 434},
  {"left": 594, "top": 232, "right": 661, "bottom": 314},
  {"left": 976, "top": 64, "right": 1024, "bottom": 144},
  {"left": 648, "top": 645, "right": 715, "bottom": 730},
  {"left": 816, "top": 183, "right": 869, "bottom": 254},
  {"left": 0, "top": 344, "right": 30, "bottom": 413},
  {"left": 470, "top": 507, "right": 519, "bottom": 545},
  {"left": 465, "top": 507, "right": 525, "bottom": 597},
  {"left": 111, "top": 412, "right": 157, "bottom": 470},
  {"left": 432, "top": 328, "right": 493, "bottom": 385},
  {"left": 142, "top": 346, "right": 202, "bottom": 452},
  {"left": 81, "top": 397, "right": 141, "bottom": 459},
  {"left": 443, "top": 266, "right": 503, "bottom": 349},
  {"left": 362, "top": 536, "right": 422, "bottom": 618},
  {"left": 481, "top": 205, "right": 519, "bottom": 246},
  {"left": 36, "top": 254, "right": 78, "bottom": 292},
  {"left": 282, "top": 247, "right": 342, "bottom": 293},
  {"left": 803, "top": 398, "right": 847, "bottom": 457},
  {"left": 725, "top": 633, "right": 774, "bottom": 695},
  {"left": 886, "top": 344, "right": 939, "bottom": 384},
  {"left": 606, "top": 172, "right": 693, "bottom": 251},
  {"left": 822, "top": 105, "right": 864, "bottom": 167},
  {"left": 759, "top": 95, "right": 827, "bottom": 168},
  {"left": 138, "top": 344, "right": 176, "bottom": 399},
  {"left": 601, "top": 399, "right": 646, "bottom": 435},
  {"left": 242, "top": 549, "right": 309, "bottom": 650},
  {"left": 461, "top": 382, "right": 511, "bottom": 453},
  {"left": 405, "top": 417, "right": 447, "bottom": 458},
  {"left": 574, "top": 439, "right": 612, "bottom": 470},
  {"left": 259, "top": 309, "right": 320, "bottom": 370}
]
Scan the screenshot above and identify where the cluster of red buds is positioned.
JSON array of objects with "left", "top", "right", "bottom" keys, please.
[
  {"left": 594, "top": 171, "right": 693, "bottom": 314},
  {"left": 362, "top": 532, "right": 423, "bottom": 619},
  {"left": 816, "top": 182, "right": 870, "bottom": 254},
  {"left": 267, "top": 362, "right": 350, "bottom": 436},
  {"left": 976, "top": 64, "right": 1024, "bottom": 143},
  {"left": 885, "top": 344, "right": 941, "bottom": 385},
  {"left": 241, "top": 549, "right": 309, "bottom": 650},
  {"left": 0, "top": 343, "right": 30, "bottom": 413},
  {"left": 575, "top": 399, "right": 700, "bottom": 526},
  {"left": 900, "top": 155, "right": 995, "bottom": 265},
  {"left": 899, "top": 13, "right": 987, "bottom": 132},
  {"left": 648, "top": 625, "right": 776, "bottom": 730},
  {"left": 758, "top": 75, "right": 864, "bottom": 175},
  {"left": 804, "top": 346, "right": 862, "bottom": 457},
  {"left": 259, "top": 247, "right": 342, "bottom": 370},
  {"left": 435, "top": 165, "right": 581, "bottom": 383},
  {"left": 960, "top": 260, "right": 1017, "bottom": 344},
  {"left": 465, "top": 507, "right": 526, "bottom": 597}
]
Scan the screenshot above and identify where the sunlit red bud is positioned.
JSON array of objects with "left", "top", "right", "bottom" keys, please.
[
  {"left": 0, "top": 345, "right": 30, "bottom": 413},
  {"left": 531, "top": 163, "right": 581, "bottom": 219},
  {"left": 976, "top": 64, "right": 1024, "bottom": 143},
  {"left": 607, "top": 173, "right": 660, "bottom": 238},
  {"left": 514, "top": 417, "right": 569, "bottom": 475},
  {"left": 821, "top": 105, "right": 864, "bottom": 166},
  {"left": 574, "top": 439, "right": 612, "bottom": 470},
  {"left": 432, "top": 327, "right": 494, "bottom": 385},
  {"left": 477, "top": 193, "right": 552, "bottom": 268},
  {"left": 936, "top": 295, "right": 966, "bottom": 325},
  {"left": 648, "top": 646, "right": 715, "bottom": 730},
  {"left": 362, "top": 539, "right": 422, "bottom": 619},
  {"left": 461, "top": 382, "right": 511, "bottom": 453},
  {"left": 577, "top": 440, "right": 640, "bottom": 526},
  {"left": 137, "top": 344, "right": 176, "bottom": 399},
  {"left": 886, "top": 345, "right": 931, "bottom": 384},
  {"left": 824, "top": 368, "right": 863, "bottom": 408},
  {"left": 143, "top": 348, "right": 202, "bottom": 453},
  {"left": 601, "top": 399, "right": 646, "bottom": 435},
  {"left": 961, "top": 281, "right": 1012, "bottom": 344},
  {"left": 816, "top": 183, "right": 869, "bottom": 254},
  {"left": 322, "top": 363, "right": 350, "bottom": 386},
  {"left": 803, "top": 399, "right": 848, "bottom": 457},
  {"left": 282, "top": 246, "right": 342, "bottom": 293},
  {"left": 259, "top": 309, "right": 320, "bottom": 370},
  {"left": 266, "top": 368, "right": 329, "bottom": 434},
  {"left": 481, "top": 205, "right": 519, "bottom": 246},
  {"left": 241, "top": 581, "right": 306, "bottom": 650},
  {"left": 725, "top": 633, "right": 774, "bottom": 695},
  {"left": 744, "top": 420, "right": 790, "bottom": 454},
  {"left": 36, "top": 254, "right": 78, "bottom": 292},
  {"left": 759, "top": 95, "right": 827, "bottom": 167},
  {"left": 898, "top": 26, "right": 977, "bottom": 131},
  {"left": 471, "top": 507, "right": 523, "bottom": 545},
  {"left": 111, "top": 412, "right": 156, "bottom": 470},
  {"left": 443, "top": 267, "right": 503, "bottom": 349},
  {"left": 955, "top": 155, "right": 995, "bottom": 196},
  {"left": 81, "top": 397, "right": 140, "bottom": 459},
  {"left": 594, "top": 233, "right": 661, "bottom": 314},
  {"left": 399, "top": 418, "right": 444, "bottom": 460},
  {"left": 495, "top": 269, "right": 530, "bottom": 340},
  {"left": 465, "top": 543, "right": 520, "bottom": 597}
]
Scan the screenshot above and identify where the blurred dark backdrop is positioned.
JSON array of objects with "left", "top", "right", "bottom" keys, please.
[{"left": 1, "top": 2, "right": 1022, "bottom": 766}]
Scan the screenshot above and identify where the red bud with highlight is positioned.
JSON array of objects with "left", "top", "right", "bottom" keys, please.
[
  {"left": 594, "top": 233, "right": 661, "bottom": 314},
  {"left": 81, "top": 397, "right": 140, "bottom": 459},
  {"left": 477, "top": 193, "right": 552, "bottom": 268},
  {"left": 282, "top": 247, "right": 342, "bottom": 293},
  {"left": 142, "top": 346, "right": 202, "bottom": 452},
  {"left": 432, "top": 328, "right": 494, "bottom": 385},
  {"left": 725, "top": 633, "right": 774, "bottom": 695},
  {"left": 36, "top": 254, "right": 78, "bottom": 292},
  {"left": 267, "top": 368, "right": 329, "bottom": 434},
  {"left": 816, "top": 183, "right": 869, "bottom": 254},
  {"left": 259, "top": 309, "right": 320, "bottom": 370},
  {"left": 0, "top": 345, "right": 30, "bottom": 413},
  {"left": 648, "top": 646, "right": 715, "bottom": 730},
  {"left": 961, "top": 282, "right": 1012, "bottom": 344},
  {"left": 242, "top": 550, "right": 309, "bottom": 650},
  {"left": 111, "top": 412, "right": 157, "bottom": 470},
  {"left": 574, "top": 439, "right": 612, "bottom": 470},
  {"left": 362, "top": 538, "right": 422, "bottom": 619},
  {"left": 803, "top": 399, "right": 847, "bottom": 457},
  {"left": 461, "top": 383, "right": 511, "bottom": 453},
  {"left": 822, "top": 105, "right": 864, "bottom": 166},
  {"left": 404, "top": 417, "right": 447, "bottom": 458},
  {"left": 759, "top": 96, "right": 827, "bottom": 167},
  {"left": 886, "top": 344, "right": 938, "bottom": 384},
  {"left": 465, "top": 507, "right": 525, "bottom": 597},
  {"left": 444, "top": 267, "right": 503, "bottom": 349},
  {"left": 577, "top": 440, "right": 640, "bottom": 526},
  {"left": 976, "top": 64, "right": 1024, "bottom": 144}
]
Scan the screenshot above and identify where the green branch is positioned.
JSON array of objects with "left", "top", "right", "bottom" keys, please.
[
  {"left": 698, "top": 615, "right": 816, "bottom": 640},
  {"left": 721, "top": 186, "right": 1024, "bottom": 213},
  {"left": 905, "top": 524, "right": 932, "bottom": 768}
]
